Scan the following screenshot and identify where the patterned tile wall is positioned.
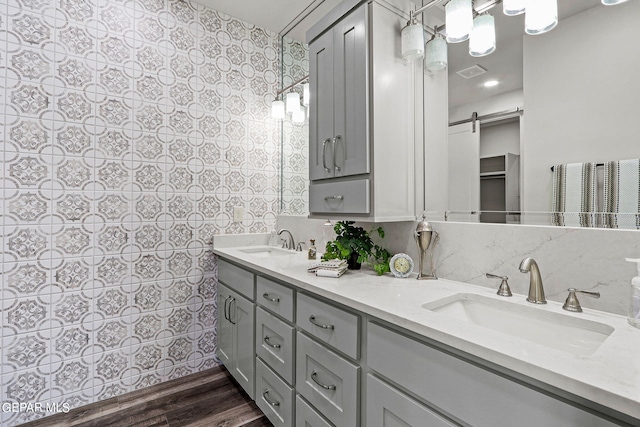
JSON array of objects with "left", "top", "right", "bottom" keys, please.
[
  {"left": 280, "top": 36, "right": 309, "bottom": 216},
  {"left": 0, "top": 0, "right": 282, "bottom": 424}
]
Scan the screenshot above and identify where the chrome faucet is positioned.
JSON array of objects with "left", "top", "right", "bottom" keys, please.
[
  {"left": 519, "top": 257, "right": 546, "bottom": 304},
  {"left": 277, "top": 229, "right": 295, "bottom": 251}
]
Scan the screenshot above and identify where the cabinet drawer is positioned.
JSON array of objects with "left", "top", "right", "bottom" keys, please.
[
  {"left": 218, "top": 259, "right": 254, "bottom": 300},
  {"left": 296, "top": 293, "right": 359, "bottom": 360},
  {"left": 296, "top": 395, "right": 334, "bottom": 427},
  {"left": 366, "top": 374, "right": 455, "bottom": 427},
  {"left": 367, "top": 322, "right": 617, "bottom": 427},
  {"left": 256, "top": 307, "right": 295, "bottom": 385},
  {"left": 256, "top": 358, "right": 294, "bottom": 427},
  {"left": 257, "top": 276, "right": 294, "bottom": 322},
  {"left": 296, "top": 332, "right": 359, "bottom": 427},
  {"left": 309, "top": 179, "right": 370, "bottom": 214}
]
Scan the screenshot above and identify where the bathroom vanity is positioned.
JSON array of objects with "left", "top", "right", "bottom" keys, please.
[{"left": 214, "top": 246, "right": 640, "bottom": 427}]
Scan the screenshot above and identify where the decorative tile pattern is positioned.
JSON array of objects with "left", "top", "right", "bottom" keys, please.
[{"left": 0, "top": 0, "right": 288, "bottom": 422}]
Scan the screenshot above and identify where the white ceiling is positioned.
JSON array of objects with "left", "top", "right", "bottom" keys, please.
[{"left": 191, "top": 0, "right": 343, "bottom": 41}]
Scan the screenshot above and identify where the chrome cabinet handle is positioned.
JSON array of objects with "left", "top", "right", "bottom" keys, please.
[
  {"left": 262, "top": 293, "right": 280, "bottom": 303},
  {"left": 224, "top": 296, "right": 231, "bottom": 321},
  {"left": 324, "top": 195, "right": 344, "bottom": 201},
  {"left": 311, "top": 371, "right": 336, "bottom": 391},
  {"left": 308, "top": 315, "right": 334, "bottom": 330},
  {"left": 228, "top": 297, "right": 236, "bottom": 325},
  {"left": 332, "top": 135, "right": 342, "bottom": 172},
  {"left": 262, "top": 390, "right": 280, "bottom": 407},
  {"left": 263, "top": 335, "right": 281, "bottom": 349},
  {"left": 322, "top": 138, "right": 331, "bottom": 173}
]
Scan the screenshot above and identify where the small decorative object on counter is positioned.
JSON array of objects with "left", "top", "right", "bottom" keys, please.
[
  {"left": 322, "top": 221, "right": 392, "bottom": 275},
  {"left": 268, "top": 227, "right": 279, "bottom": 246},
  {"left": 389, "top": 253, "right": 414, "bottom": 278},
  {"left": 322, "top": 219, "right": 333, "bottom": 254},
  {"left": 307, "top": 259, "right": 348, "bottom": 278},
  {"left": 415, "top": 213, "right": 439, "bottom": 280},
  {"left": 625, "top": 258, "right": 640, "bottom": 329},
  {"left": 308, "top": 239, "right": 317, "bottom": 260}
]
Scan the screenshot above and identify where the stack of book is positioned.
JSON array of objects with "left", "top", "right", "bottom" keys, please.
[{"left": 307, "top": 259, "right": 348, "bottom": 278}]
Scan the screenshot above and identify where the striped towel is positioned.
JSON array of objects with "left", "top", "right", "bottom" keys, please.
[
  {"left": 604, "top": 159, "right": 640, "bottom": 229},
  {"left": 551, "top": 163, "right": 597, "bottom": 227}
]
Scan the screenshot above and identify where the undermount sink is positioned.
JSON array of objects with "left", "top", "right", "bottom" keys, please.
[
  {"left": 422, "top": 293, "right": 614, "bottom": 356},
  {"left": 238, "top": 246, "right": 295, "bottom": 258}
]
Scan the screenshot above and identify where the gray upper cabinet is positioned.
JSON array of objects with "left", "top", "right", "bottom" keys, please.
[
  {"left": 309, "top": 4, "right": 368, "bottom": 181},
  {"left": 307, "top": 0, "right": 420, "bottom": 221}
]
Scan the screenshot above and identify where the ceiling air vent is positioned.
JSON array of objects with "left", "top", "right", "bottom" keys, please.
[{"left": 456, "top": 64, "right": 487, "bottom": 79}]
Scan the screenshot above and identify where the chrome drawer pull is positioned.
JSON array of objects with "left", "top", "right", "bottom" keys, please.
[
  {"left": 308, "top": 315, "right": 334, "bottom": 330},
  {"left": 262, "top": 293, "right": 280, "bottom": 303},
  {"left": 323, "top": 195, "right": 344, "bottom": 201},
  {"left": 311, "top": 371, "right": 336, "bottom": 391},
  {"left": 262, "top": 390, "right": 280, "bottom": 407},
  {"left": 263, "top": 335, "right": 281, "bottom": 349}
]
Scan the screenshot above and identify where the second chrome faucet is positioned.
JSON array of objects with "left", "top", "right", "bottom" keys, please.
[{"left": 519, "top": 257, "right": 546, "bottom": 304}]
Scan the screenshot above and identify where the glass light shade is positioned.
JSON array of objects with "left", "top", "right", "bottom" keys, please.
[
  {"left": 292, "top": 105, "right": 305, "bottom": 123},
  {"left": 425, "top": 35, "right": 447, "bottom": 72},
  {"left": 445, "top": 0, "right": 473, "bottom": 43},
  {"left": 271, "top": 100, "right": 285, "bottom": 119},
  {"left": 469, "top": 14, "right": 496, "bottom": 57},
  {"left": 525, "top": 0, "right": 558, "bottom": 35},
  {"left": 302, "top": 83, "right": 310, "bottom": 106},
  {"left": 503, "top": 0, "right": 526, "bottom": 16},
  {"left": 602, "top": 0, "right": 629, "bottom": 4},
  {"left": 285, "top": 92, "right": 300, "bottom": 114},
  {"left": 401, "top": 20, "right": 425, "bottom": 61}
]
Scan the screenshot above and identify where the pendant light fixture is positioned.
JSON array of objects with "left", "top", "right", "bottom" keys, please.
[
  {"left": 271, "top": 99, "right": 285, "bottom": 119},
  {"left": 285, "top": 92, "right": 300, "bottom": 114},
  {"left": 302, "top": 83, "right": 310, "bottom": 106},
  {"left": 445, "top": 0, "right": 473, "bottom": 43},
  {"left": 602, "top": 0, "right": 629, "bottom": 4},
  {"left": 503, "top": 0, "right": 526, "bottom": 16},
  {"left": 525, "top": 0, "right": 558, "bottom": 35},
  {"left": 401, "top": 12, "right": 425, "bottom": 61},
  {"left": 469, "top": 13, "right": 496, "bottom": 57},
  {"left": 425, "top": 31, "right": 447, "bottom": 72},
  {"left": 292, "top": 105, "right": 306, "bottom": 123}
]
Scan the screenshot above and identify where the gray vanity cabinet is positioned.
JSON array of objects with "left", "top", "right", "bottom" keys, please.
[
  {"left": 309, "top": 4, "right": 368, "bottom": 182},
  {"left": 307, "top": 0, "right": 418, "bottom": 221},
  {"left": 217, "top": 282, "right": 255, "bottom": 399}
]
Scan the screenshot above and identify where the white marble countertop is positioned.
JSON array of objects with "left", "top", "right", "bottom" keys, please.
[{"left": 213, "top": 245, "right": 640, "bottom": 421}]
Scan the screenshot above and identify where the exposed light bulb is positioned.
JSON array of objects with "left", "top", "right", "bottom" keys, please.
[
  {"left": 525, "top": 0, "right": 558, "bottom": 35},
  {"left": 469, "top": 14, "right": 496, "bottom": 57},
  {"left": 445, "top": 0, "right": 473, "bottom": 43}
]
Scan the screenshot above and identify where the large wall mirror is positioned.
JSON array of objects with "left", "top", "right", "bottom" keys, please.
[{"left": 424, "top": 0, "right": 640, "bottom": 229}]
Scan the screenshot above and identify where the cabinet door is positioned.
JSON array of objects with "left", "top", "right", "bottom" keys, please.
[
  {"left": 366, "top": 374, "right": 455, "bottom": 427},
  {"left": 309, "top": 29, "right": 335, "bottom": 181},
  {"left": 217, "top": 283, "right": 233, "bottom": 366},
  {"left": 333, "top": 4, "right": 368, "bottom": 178},
  {"left": 231, "top": 292, "right": 255, "bottom": 399}
]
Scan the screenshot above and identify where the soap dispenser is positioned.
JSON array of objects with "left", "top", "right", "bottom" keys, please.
[
  {"left": 308, "top": 239, "right": 317, "bottom": 260},
  {"left": 625, "top": 258, "right": 640, "bottom": 329}
]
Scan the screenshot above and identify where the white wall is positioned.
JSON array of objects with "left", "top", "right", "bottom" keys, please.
[
  {"left": 449, "top": 89, "right": 523, "bottom": 123},
  {"left": 480, "top": 120, "right": 520, "bottom": 158},
  {"left": 522, "top": 1, "right": 640, "bottom": 211}
]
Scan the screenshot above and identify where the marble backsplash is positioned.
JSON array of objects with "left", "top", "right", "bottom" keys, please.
[{"left": 276, "top": 215, "right": 640, "bottom": 316}]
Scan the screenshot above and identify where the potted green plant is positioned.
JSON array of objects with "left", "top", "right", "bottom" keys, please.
[{"left": 322, "top": 221, "right": 392, "bottom": 275}]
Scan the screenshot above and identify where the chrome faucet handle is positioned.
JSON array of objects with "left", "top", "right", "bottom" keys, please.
[
  {"left": 281, "top": 239, "right": 289, "bottom": 249},
  {"left": 296, "top": 242, "right": 305, "bottom": 252},
  {"left": 486, "top": 273, "right": 512, "bottom": 297},
  {"left": 562, "top": 288, "right": 600, "bottom": 313}
]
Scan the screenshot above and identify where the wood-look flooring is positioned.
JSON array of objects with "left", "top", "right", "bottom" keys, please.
[{"left": 21, "top": 366, "right": 273, "bottom": 427}]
